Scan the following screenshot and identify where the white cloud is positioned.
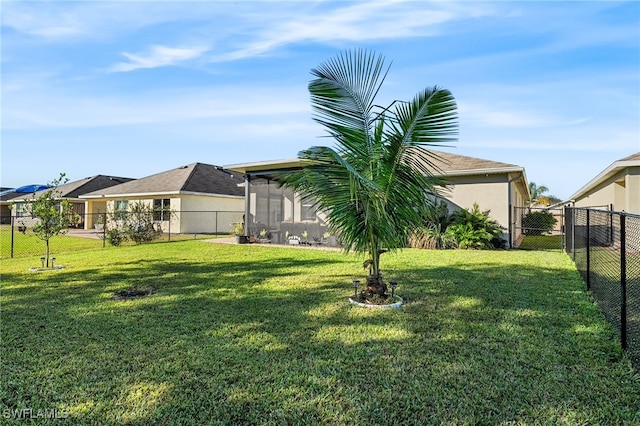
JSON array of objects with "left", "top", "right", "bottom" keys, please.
[
  {"left": 1, "top": 2, "right": 229, "bottom": 41},
  {"left": 108, "top": 45, "right": 210, "bottom": 72},
  {"left": 3, "top": 1, "right": 500, "bottom": 67},
  {"left": 2, "top": 85, "right": 310, "bottom": 129},
  {"left": 458, "top": 101, "right": 590, "bottom": 129},
  {"left": 213, "top": 1, "right": 492, "bottom": 62}
]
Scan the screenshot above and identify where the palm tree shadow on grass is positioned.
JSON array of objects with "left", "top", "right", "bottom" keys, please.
[{"left": 3, "top": 252, "right": 639, "bottom": 424}]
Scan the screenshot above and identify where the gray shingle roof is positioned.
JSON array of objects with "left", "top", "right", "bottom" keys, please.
[
  {"left": 227, "top": 149, "right": 522, "bottom": 176},
  {"left": 408, "top": 149, "right": 522, "bottom": 175},
  {"left": 1, "top": 192, "right": 21, "bottom": 202},
  {"left": 618, "top": 152, "right": 640, "bottom": 162},
  {"left": 82, "top": 163, "right": 244, "bottom": 197},
  {"left": 428, "top": 150, "right": 519, "bottom": 173},
  {"left": 11, "top": 175, "right": 134, "bottom": 201}
]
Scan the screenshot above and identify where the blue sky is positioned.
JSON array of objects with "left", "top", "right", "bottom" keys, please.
[{"left": 2, "top": 1, "right": 639, "bottom": 200}]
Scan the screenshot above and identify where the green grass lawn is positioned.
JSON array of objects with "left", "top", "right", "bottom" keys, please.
[
  {"left": 0, "top": 225, "right": 104, "bottom": 259},
  {"left": 518, "top": 234, "right": 564, "bottom": 251},
  {"left": 1, "top": 242, "right": 639, "bottom": 424},
  {"left": 0, "top": 225, "right": 228, "bottom": 259}
]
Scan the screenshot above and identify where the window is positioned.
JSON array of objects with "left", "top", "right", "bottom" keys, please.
[
  {"left": 153, "top": 199, "right": 170, "bottom": 221},
  {"left": 15, "top": 202, "right": 25, "bottom": 217},
  {"left": 114, "top": 200, "right": 128, "bottom": 220},
  {"left": 301, "top": 201, "right": 316, "bottom": 221}
]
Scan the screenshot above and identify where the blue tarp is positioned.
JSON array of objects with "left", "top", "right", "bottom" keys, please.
[{"left": 14, "top": 184, "right": 50, "bottom": 193}]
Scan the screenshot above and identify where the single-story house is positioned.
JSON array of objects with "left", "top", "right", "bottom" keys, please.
[
  {"left": 569, "top": 152, "right": 640, "bottom": 214},
  {"left": 10, "top": 175, "right": 133, "bottom": 228},
  {"left": 226, "top": 149, "right": 530, "bottom": 247},
  {"left": 80, "top": 163, "right": 245, "bottom": 234},
  {"left": 1, "top": 189, "right": 21, "bottom": 224}
]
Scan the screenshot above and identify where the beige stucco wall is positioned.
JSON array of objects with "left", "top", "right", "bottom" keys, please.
[
  {"left": 102, "top": 197, "right": 175, "bottom": 232},
  {"left": 509, "top": 175, "right": 528, "bottom": 243},
  {"left": 98, "top": 194, "right": 242, "bottom": 234},
  {"left": 10, "top": 202, "right": 40, "bottom": 227},
  {"left": 179, "top": 194, "right": 244, "bottom": 234},
  {"left": 436, "top": 172, "right": 528, "bottom": 246},
  {"left": 84, "top": 200, "right": 107, "bottom": 229},
  {"left": 573, "top": 182, "right": 615, "bottom": 210},
  {"left": 573, "top": 167, "right": 640, "bottom": 214},
  {"left": 625, "top": 169, "right": 640, "bottom": 214},
  {"left": 440, "top": 175, "right": 510, "bottom": 228}
]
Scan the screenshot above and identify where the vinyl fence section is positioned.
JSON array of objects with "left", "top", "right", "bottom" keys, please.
[
  {"left": 2, "top": 210, "right": 244, "bottom": 259},
  {"left": 565, "top": 207, "right": 640, "bottom": 371}
]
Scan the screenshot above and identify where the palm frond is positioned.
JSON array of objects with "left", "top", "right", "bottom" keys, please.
[
  {"left": 278, "top": 50, "right": 458, "bottom": 279},
  {"left": 309, "top": 49, "right": 389, "bottom": 159}
]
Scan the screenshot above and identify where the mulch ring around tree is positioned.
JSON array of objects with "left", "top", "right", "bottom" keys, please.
[
  {"left": 112, "top": 286, "right": 157, "bottom": 300},
  {"left": 348, "top": 293, "right": 403, "bottom": 309},
  {"left": 28, "top": 266, "right": 65, "bottom": 273}
]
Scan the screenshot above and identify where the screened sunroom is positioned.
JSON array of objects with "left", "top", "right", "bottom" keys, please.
[{"left": 227, "top": 159, "right": 335, "bottom": 245}]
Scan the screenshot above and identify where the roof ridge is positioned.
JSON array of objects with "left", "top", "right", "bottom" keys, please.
[
  {"left": 425, "top": 148, "right": 520, "bottom": 170},
  {"left": 180, "top": 163, "right": 202, "bottom": 191},
  {"left": 56, "top": 175, "right": 97, "bottom": 196},
  {"left": 617, "top": 152, "right": 640, "bottom": 162}
]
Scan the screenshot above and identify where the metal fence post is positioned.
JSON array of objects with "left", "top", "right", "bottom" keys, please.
[
  {"left": 620, "top": 214, "right": 627, "bottom": 350},
  {"left": 571, "top": 208, "right": 576, "bottom": 260},
  {"left": 586, "top": 209, "right": 591, "bottom": 291},
  {"left": 609, "top": 205, "right": 614, "bottom": 246},
  {"left": 10, "top": 215, "right": 15, "bottom": 258}
]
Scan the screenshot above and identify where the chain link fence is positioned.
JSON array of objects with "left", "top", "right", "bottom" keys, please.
[
  {"left": 514, "top": 206, "right": 564, "bottom": 250},
  {"left": 565, "top": 207, "right": 640, "bottom": 371},
  {"left": 1, "top": 211, "right": 244, "bottom": 259}
]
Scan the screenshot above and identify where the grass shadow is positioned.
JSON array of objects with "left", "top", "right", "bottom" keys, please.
[{"left": 1, "top": 243, "right": 639, "bottom": 424}]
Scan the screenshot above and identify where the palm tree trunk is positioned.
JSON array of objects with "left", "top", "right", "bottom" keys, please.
[{"left": 365, "top": 237, "right": 388, "bottom": 296}]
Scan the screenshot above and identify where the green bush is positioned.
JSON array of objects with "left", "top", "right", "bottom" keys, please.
[
  {"left": 125, "top": 202, "right": 162, "bottom": 244},
  {"left": 522, "top": 211, "right": 557, "bottom": 236},
  {"left": 446, "top": 203, "right": 505, "bottom": 249},
  {"left": 408, "top": 223, "right": 458, "bottom": 249},
  {"left": 409, "top": 202, "right": 505, "bottom": 250},
  {"left": 103, "top": 201, "right": 163, "bottom": 246},
  {"left": 105, "top": 228, "right": 125, "bottom": 246},
  {"left": 408, "top": 202, "right": 457, "bottom": 249}
]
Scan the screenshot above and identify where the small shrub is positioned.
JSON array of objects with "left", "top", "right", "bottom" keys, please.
[
  {"left": 522, "top": 211, "right": 557, "bottom": 236},
  {"left": 102, "top": 202, "right": 162, "bottom": 246},
  {"left": 410, "top": 202, "right": 505, "bottom": 250},
  {"left": 230, "top": 222, "right": 244, "bottom": 236},
  {"left": 105, "top": 228, "right": 125, "bottom": 246},
  {"left": 408, "top": 224, "right": 458, "bottom": 249},
  {"left": 408, "top": 201, "right": 457, "bottom": 249},
  {"left": 10, "top": 173, "right": 78, "bottom": 267},
  {"left": 125, "top": 202, "right": 162, "bottom": 244},
  {"left": 446, "top": 203, "right": 503, "bottom": 250}
]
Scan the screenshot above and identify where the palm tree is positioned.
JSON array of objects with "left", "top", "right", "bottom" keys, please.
[
  {"left": 276, "top": 50, "right": 458, "bottom": 297},
  {"left": 528, "top": 182, "right": 550, "bottom": 206}
]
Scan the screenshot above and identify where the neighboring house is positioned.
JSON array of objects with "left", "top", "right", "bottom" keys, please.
[
  {"left": 80, "top": 163, "right": 245, "bottom": 233},
  {"left": 10, "top": 176, "right": 133, "bottom": 228},
  {"left": 1, "top": 189, "right": 20, "bottom": 224},
  {"left": 569, "top": 152, "right": 640, "bottom": 214},
  {"left": 226, "top": 149, "right": 530, "bottom": 247}
]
